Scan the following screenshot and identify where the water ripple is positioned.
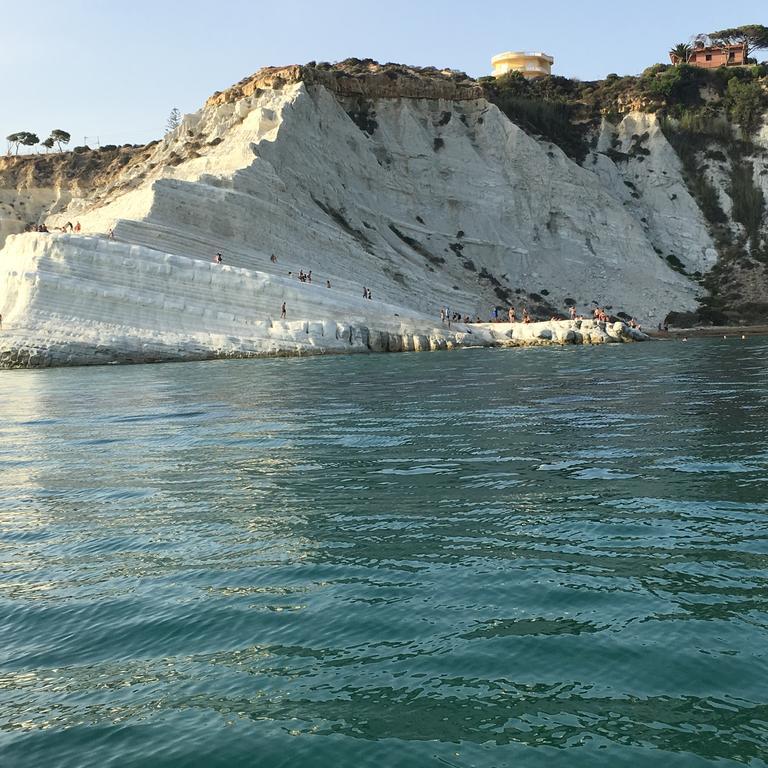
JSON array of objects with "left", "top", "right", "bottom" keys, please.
[{"left": 0, "top": 340, "right": 767, "bottom": 767}]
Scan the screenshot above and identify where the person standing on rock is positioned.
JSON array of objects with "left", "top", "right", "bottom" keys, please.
[
  {"left": 508, "top": 307, "right": 516, "bottom": 323},
  {"left": 280, "top": 302, "right": 286, "bottom": 319},
  {"left": 214, "top": 252, "right": 223, "bottom": 264},
  {"left": 569, "top": 305, "right": 577, "bottom": 320}
]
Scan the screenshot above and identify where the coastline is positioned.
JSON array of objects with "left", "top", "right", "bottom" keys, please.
[
  {"left": 0, "top": 318, "right": 648, "bottom": 370},
  {"left": 648, "top": 325, "right": 768, "bottom": 339},
  {"left": 0, "top": 235, "right": 648, "bottom": 370}
]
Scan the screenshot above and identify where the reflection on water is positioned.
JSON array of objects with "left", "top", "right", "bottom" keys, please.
[{"left": 0, "top": 339, "right": 767, "bottom": 768}]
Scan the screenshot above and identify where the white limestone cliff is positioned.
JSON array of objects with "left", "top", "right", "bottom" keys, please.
[
  {"left": 0, "top": 67, "right": 688, "bottom": 368},
  {"left": 591, "top": 113, "right": 718, "bottom": 276},
  {"left": 0, "top": 233, "right": 645, "bottom": 368}
]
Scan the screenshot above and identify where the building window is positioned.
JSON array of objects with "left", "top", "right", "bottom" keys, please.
[{"left": 705, "top": 54, "right": 712, "bottom": 61}]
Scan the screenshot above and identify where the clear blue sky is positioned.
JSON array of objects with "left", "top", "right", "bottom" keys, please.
[{"left": 2, "top": 0, "right": 765, "bottom": 149}]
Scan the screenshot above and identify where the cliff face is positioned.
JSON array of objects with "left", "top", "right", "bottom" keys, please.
[
  {"left": 206, "top": 60, "right": 484, "bottom": 107},
  {"left": 590, "top": 112, "right": 718, "bottom": 276},
  {"left": 37, "top": 79, "right": 699, "bottom": 324},
  {"left": 0, "top": 145, "right": 149, "bottom": 245},
  {"left": 0, "top": 59, "right": 764, "bottom": 367},
  {"left": 0, "top": 232, "right": 645, "bottom": 369},
  {"left": 483, "top": 62, "right": 768, "bottom": 324}
]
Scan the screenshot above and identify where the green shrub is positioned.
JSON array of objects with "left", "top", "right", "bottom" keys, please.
[
  {"left": 699, "top": 183, "right": 728, "bottom": 225},
  {"left": 643, "top": 64, "right": 705, "bottom": 106},
  {"left": 659, "top": 112, "right": 732, "bottom": 153},
  {"left": 666, "top": 253, "right": 687, "bottom": 273},
  {"left": 730, "top": 161, "right": 765, "bottom": 248},
  {"left": 641, "top": 63, "right": 670, "bottom": 78},
  {"left": 490, "top": 93, "right": 588, "bottom": 162},
  {"left": 725, "top": 78, "right": 767, "bottom": 136},
  {"left": 659, "top": 117, "right": 728, "bottom": 226}
]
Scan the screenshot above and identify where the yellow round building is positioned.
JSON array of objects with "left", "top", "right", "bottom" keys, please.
[{"left": 491, "top": 51, "right": 554, "bottom": 79}]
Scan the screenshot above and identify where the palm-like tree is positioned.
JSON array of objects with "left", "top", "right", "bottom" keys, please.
[{"left": 669, "top": 43, "right": 692, "bottom": 65}]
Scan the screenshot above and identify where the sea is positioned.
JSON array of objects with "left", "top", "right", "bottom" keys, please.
[{"left": 0, "top": 339, "right": 766, "bottom": 768}]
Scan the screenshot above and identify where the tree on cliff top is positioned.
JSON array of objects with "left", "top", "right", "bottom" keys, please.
[
  {"left": 5, "top": 133, "right": 20, "bottom": 154},
  {"left": 50, "top": 129, "right": 71, "bottom": 152},
  {"left": 165, "top": 107, "right": 181, "bottom": 134},
  {"left": 709, "top": 24, "right": 768, "bottom": 56},
  {"left": 41, "top": 137, "right": 55, "bottom": 152},
  {"left": 669, "top": 43, "right": 691, "bottom": 64},
  {"left": 5, "top": 132, "right": 39, "bottom": 155}
]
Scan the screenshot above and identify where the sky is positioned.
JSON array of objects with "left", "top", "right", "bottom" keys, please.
[{"left": 1, "top": 0, "right": 765, "bottom": 149}]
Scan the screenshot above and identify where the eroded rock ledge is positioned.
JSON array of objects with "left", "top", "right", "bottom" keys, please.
[
  {"left": 0, "top": 233, "right": 646, "bottom": 370},
  {"left": 206, "top": 58, "right": 484, "bottom": 108},
  {"left": 0, "top": 317, "right": 647, "bottom": 369}
]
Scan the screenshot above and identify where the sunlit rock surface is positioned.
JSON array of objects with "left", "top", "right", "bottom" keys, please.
[
  {"left": 1, "top": 63, "right": 669, "bottom": 367},
  {"left": 0, "top": 234, "right": 647, "bottom": 368}
]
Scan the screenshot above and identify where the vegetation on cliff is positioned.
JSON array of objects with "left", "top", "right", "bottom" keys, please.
[
  {"left": 478, "top": 50, "right": 768, "bottom": 326},
  {"left": 0, "top": 144, "right": 150, "bottom": 197},
  {"left": 480, "top": 61, "right": 768, "bottom": 160},
  {"left": 6, "top": 129, "right": 71, "bottom": 155},
  {"left": 207, "top": 58, "right": 483, "bottom": 107}
]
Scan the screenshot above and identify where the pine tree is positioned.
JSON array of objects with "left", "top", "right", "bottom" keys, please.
[
  {"left": 50, "top": 129, "right": 71, "bottom": 152},
  {"left": 166, "top": 107, "right": 181, "bottom": 134},
  {"left": 6, "top": 132, "right": 38, "bottom": 154}
]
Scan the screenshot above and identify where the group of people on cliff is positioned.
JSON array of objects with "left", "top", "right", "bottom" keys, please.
[
  {"left": 209, "top": 247, "right": 644, "bottom": 333},
  {"left": 483, "top": 306, "right": 534, "bottom": 324},
  {"left": 24, "top": 221, "right": 81, "bottom": 234},
  {"left": 593, "top": 307, "right": 642, "bottom": 331},
  {"left": 437, "top": 302, "right": 645, "bottom": 329},
  {"left": 441, "top": 304, "right": 586, "bottom": 327},
  {"left": 212, "top": 249, "right": 376, "bottom": 322},
  {"left": 441, "top": 309, "right": 480, "bottom": 326}
]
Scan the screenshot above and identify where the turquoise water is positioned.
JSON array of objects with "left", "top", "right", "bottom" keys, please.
[{"left": 1, "top": 340, "right": 767, "bottom": 768}]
